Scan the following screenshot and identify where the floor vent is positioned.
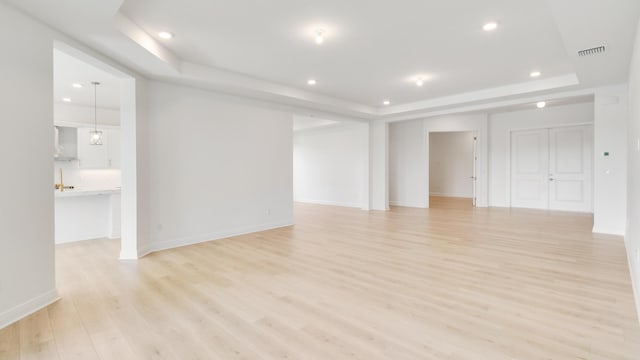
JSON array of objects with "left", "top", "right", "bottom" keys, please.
[{"left": 578, "top": 46, "right": 606, "bottom": 57}]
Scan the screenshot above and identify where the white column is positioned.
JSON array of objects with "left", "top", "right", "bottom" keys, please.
[
  {"left": 119, "top": 78, "right": 143, "bottom": 259},
  {"left": 593, "top": 85, "right": 628, "bottom": 235},
  {"left": 370, "top": 121, "right": 389, "bottom": 211}
]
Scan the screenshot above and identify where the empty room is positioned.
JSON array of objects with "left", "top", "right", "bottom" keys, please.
[{"left": 2, "top": 0, "right": 640, "bottom": 359}]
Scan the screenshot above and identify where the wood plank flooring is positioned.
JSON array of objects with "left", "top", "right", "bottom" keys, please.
[{"left": 1, "top": 202, "right": 639, "bottom": 359}]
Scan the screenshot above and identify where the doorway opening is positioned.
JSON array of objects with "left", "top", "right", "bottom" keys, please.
[
  {"left": 428, "top": 131, "right": 477, "bottom": 209},
  {"left": 52, "top": 42, "right": 138, "bottom": 259}
]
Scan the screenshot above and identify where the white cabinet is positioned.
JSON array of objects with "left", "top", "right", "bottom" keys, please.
[
  {"left": 77, "top": 127, "right": 121, "bottom": 169},
  {"left": 54, "top": 126, "right": 78, "bottom": 160},
  {"left": 106, "top": 129, "right": 121, "bottom": 169}
]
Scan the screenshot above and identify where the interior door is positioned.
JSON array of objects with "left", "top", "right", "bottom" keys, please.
[
  {"left": 548, "top": 126, "right": 593, "bottom": 212},
  {"left": 472, "top": 133, "right": 477, "bottom": 207},
  {"left": 510, "top": 129, "right": 550, "bottom": 209}
]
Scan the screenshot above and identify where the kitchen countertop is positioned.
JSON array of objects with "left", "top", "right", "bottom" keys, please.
[{"left": 54, "top": 188, "right": 121, "bottom": 198}]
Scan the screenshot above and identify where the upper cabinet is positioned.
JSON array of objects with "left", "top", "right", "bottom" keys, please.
[
  {"left": 54, "top": 126, "right": 78, "bottom": 161},
  {"left": 77, "top": 127, "right": 121, "bottom": 169}
]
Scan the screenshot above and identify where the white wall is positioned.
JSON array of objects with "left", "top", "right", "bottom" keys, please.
[
  {"left": 593, "top": 86, "right": 628, "bottom": 235},
  {"left": 144, "top": 81, "right": 294, "bottom": 253},
  {"left": 626, "top": 17, "right": 640, "bottom": 322},
  {"left": 389, "top": 114, "right": 488, "bottom": 208},
  {"left": 294, "top": 123, "right": 369, "bottom": 208},
  {"left": 429, "top": 132, "right": 475, "bottom": 198},
  {"left": 390, "top": 120, "right": 427, "bottom": 207},
  {"left": 0, "top": 2, "right": 58, "bottom": 328},
  {"left": 488, "top": 102, "right": 594, "bottom": 208},
  {"left": 369, "top": 122, "right": 389, "bottom": 210}
]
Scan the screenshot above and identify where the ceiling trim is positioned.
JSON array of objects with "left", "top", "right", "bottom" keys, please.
[
  {"left": 113, "top": 13, "right": 181, "bottom": 75},
  {"left": 380, "top": 87, "right": 597, "bottom": 123},
  {"left": 378, "top": 74, "right": 580, "bottom": 117}
]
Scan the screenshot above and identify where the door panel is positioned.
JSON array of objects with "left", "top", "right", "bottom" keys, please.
[
  {"left": 510, "top": 129, "right": 549, "bottom": 209},
  {"left": 549, "top": 126, "right": 592, "bottom": 212}
]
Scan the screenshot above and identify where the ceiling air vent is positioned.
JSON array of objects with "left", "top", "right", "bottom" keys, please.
[{"left": 578, "top": 45, "right": 606, "bottom": 57}]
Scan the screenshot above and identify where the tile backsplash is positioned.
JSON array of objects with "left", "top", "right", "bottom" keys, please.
[{"left": 53, "top": 160, "right": 121, "bottom": 190}]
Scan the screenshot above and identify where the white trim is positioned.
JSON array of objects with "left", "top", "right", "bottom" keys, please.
[
  {"left": 55, "top": 121, "right": 120, "bottom": 130},
  {"left": 380, "top": 74, "right": 580, "bottom": 117},
  {"left": 389, "top": 200, "right": 428, "bottom": 208},
  {"left": 294, "top": 199, "right": 363, "bottom": 209},
  {"left": 429, "top": 193, "right": 473, "bottom": 199},
  {"left": 593, "top": 227, "right": 626, "bottom": 236},
  {"left": 137, "top": 221, "right": 294, "bottom": 258},
  {"left": 0, "top": 289, "right": 59, "bottom": 330},
  {"left": 624, "top": 237, "right": 640, "bottom": 325}
]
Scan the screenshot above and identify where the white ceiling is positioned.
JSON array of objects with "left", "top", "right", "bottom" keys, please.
[
  {"left": 121, "top": 0, "right": 574, "bottom": 106},
  {"left": 6, "top": 0, "right": 640, "bottom": 121},
  {"left": 54, "top": 48, "right": 121, "bottom": 109}
]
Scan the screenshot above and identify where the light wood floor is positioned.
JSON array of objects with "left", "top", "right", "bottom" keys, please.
[
  {"left": 1, "top": 202, "right": 639, "bottom": 359},
  {"left": 429, "top": 196, "right": 473, "bottom": 209}
]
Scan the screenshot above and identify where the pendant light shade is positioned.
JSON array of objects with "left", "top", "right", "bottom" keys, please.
[{"left": 89, "top": 81, "right": 103, "bottom": 145}]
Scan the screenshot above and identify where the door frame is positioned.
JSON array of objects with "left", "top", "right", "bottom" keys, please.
[
  {"left": 507, "top": 122, "right": 594, "bottom": 209},
  {"left": 427, "top": 130, "right": 478, "bottom": 206},
  {"left": 53, "top": 41, "right": 141, "bottom": 259}
]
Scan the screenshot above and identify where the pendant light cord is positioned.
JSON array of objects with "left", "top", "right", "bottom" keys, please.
[{"left": 92, "top": 81, "right": 100, "bottom": 131}]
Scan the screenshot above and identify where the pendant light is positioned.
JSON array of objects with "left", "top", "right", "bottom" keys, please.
[{"left": 89, "top": 81, "right": 103, "bottom": 145}]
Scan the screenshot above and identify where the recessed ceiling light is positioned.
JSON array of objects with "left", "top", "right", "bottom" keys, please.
[
  {"left": 483, "top": 22, "right": 498, "bottom": 32},
  {"left": 383, "top": 100, "right": 391, "bottom": 106},
  {"left": 315, "top": 29, "right": 325, "bottom": 44},
  {"left": 416, "top": 78, "right": 425, "bottom": 87},
  {"left": 62, "top": 98, "right": 71, "bottom": 102},
  {"left": 307, "top": 79, "right": 317, "bottom": 86},
  {"left": 72, "top": 83, "right": 83, "bottom": 89},
  {"left": 537, "top": 101, "right": 546, "bottom": 108},
  {"left": 158, "top": 31, "right": 174, "bottom": 39},
  {"left": 530, "top": 71, "right": 542, "bottom": 78}
]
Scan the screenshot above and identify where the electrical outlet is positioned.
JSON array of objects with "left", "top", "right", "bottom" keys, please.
[
  {"left": 156, "top": 223, "right": 163, "bottom": 232},
  {"left": 267, "top": 208, "right": 272, "bottom": 215}
]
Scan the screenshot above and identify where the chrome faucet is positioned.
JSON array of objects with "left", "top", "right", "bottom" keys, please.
[{"left": 54, "top": 168, "right": 74, "bottom": 192}]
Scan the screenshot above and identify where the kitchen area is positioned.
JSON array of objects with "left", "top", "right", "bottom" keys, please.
[{"left": 53, "top": 48, "right": 122, "bottom": 244}]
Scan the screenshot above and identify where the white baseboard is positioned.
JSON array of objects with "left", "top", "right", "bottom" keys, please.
[
  {"left": 0, "top": 289, "right": 60, "bottom": 330},
  {"left": 389, "top": 200, "right": 428, "bottom": 208},
  {"left": 138, "top": 220, "right": 294, "bottom": 258},
  {"left": 294, "top": 199, "right": 363, "bottom": 209},
  {"left": 592, "top": 226, "right": 625, "bottom": 236},
  {"left": 624, "top": 237, "right": 640, "bottom": 325},
  {"left": 429, "top": 193, "right": 473, "bottom": 199}
]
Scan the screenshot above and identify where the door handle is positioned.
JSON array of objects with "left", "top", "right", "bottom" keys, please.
[{"left": 549, "top": 178, "right": 555, "bottom": 181}]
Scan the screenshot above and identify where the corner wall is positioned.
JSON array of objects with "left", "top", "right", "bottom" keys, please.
[
  {"left": 626, "top": 16, "right": 640, "bottom": 321},
  {"left": 143, "top": 81, "right": 294, "bottom": 254},
  {"left": 0, "top": 3, "right": 58, "bottom": 328},
  {"left": 294, "top": 123, "right": 369, "bottom": 209}
]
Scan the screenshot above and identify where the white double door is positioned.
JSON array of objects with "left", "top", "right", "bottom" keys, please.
[{"left": 510, "top": 125, "right": 593, "bottom": 212}]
